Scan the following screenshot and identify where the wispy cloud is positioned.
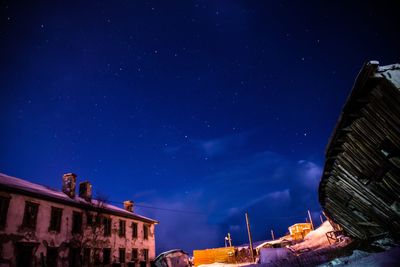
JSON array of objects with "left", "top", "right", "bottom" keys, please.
[
  {"left": 194, "top": 132, "right": 250, "bottom": 157},
  {"left": 147, "top": 147, "right": 323, "bottom": 252},
  {"left": 296, "top": 160, "right": 323, "bottom": 191},
  {"left": 163, "top": 131, "right": 252, "bottom": 158}
]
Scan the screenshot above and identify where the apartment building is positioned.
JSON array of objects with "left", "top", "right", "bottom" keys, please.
[{"left": 0, "top": 172, "right": 158, "bottom": 267}]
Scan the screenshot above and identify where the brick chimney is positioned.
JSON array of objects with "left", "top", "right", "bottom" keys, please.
[
  {"left": 123, "top": 200, "right": 134, "bottom": 212},
  {"left": 79, "top": 181, "right": 92, "bottom": 202},
  {"left": 62, "top": 173, "right": 77, "bottom": 198}
]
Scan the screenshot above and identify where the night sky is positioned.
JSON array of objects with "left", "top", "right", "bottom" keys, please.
[{"left": 1, "top": 0, "right": 399, "bottom": 254}]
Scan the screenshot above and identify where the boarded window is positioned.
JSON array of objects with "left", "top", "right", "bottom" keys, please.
[
  {"left": 142, "top": 249, "right": 149, "bottom": 261},
  {"left": 131, "top": 248, "right": 138, "bottom": 261},
  {"left": 22, "top": 201, "right": 39, "bottom": 229},
  {"left": 0, "top": 196, "right": 10, "bottom": 229},
  {"left": 46, "top": 247, "right": 58, "bottom": 267},
  {"left": 103, "top": 248, "right": 111, "bottom": 264},
  {"left": 49, "top": 207, "right": 62, "bottom": 232},
  {"left": 119, "top": 248, "right": 125, "bottom": 263},
  {"left": 119, "top": 220, "right": 126, "bottom": 237},
  {"left": 103, "top": 217, "right": 112, "bottom": 236},
  {"left": 132, "top": 222, "right": 138, "bottom": 238},
  {"left": 143, "top": 224, "right": 149, "bottom": 240},
  {"left": 72, "top": 211, "right": 83, "bottom": 233}
]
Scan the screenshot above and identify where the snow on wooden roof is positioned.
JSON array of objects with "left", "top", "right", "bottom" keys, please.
[{"left": 0, "top": 172, "right": 158, "bottom": 224}]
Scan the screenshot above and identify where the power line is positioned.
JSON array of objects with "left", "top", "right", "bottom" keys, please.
[
  {"left": 106, "top": 199, "right": 204, "bottom": 214},
  {"left": 106, "top": 199, "right": 316, "bottom": 219}
]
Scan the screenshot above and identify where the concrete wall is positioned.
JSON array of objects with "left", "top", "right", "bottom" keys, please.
[{"left": 0, "top": 191, "right": 156, "bottom": 267}]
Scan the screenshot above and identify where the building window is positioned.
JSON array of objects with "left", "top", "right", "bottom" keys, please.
[
  {"left": 119, "top": 220, "right": 126, "bottom": 237},
  {"left": 22, "top": 201, "right": 39, "bottom": 229},
  {"left": 132, "top": 222, "right": 138, "bottom": 239},
  {"left": 143, "top": 224, "right": 149, "bottom": 240},
  {"left": 49, "top": 207, "right": 63, "bottom": 232},
  {"left": 0, "top": 196, "right": 10, "bottom": 229},
  {"left": 103, "top": 217, "right": 111, "bottom": 236},
  {"left": 72, "top": 211, "right": 83, "bottom": 233},
  {"left": 119, "top": 248, "right": 125, "bottom": 263},
  {"left": 131, "top": 248, "right": 138, "bottom": 261},
  {"left": 142, "top": 249, "right": 149, "bottom": 261},
  {"left": 87, "top": 213, "right": 93, "bottom": 227},
  {"left": 83, "top": 248, "right": 91, "bottom": 265},
  {"left": 94, "top": 249, "right": 101, "bottom": 265},
  {"left": 46, "top": 247, "right": 58, "bottom": 267},
  {"left": 103, "top": 248, "right": 111, "bottom": 264}
]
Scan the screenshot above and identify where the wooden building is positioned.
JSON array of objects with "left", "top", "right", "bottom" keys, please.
[{"left": 319, "top": 61, "right": 400, "bottom": 241}]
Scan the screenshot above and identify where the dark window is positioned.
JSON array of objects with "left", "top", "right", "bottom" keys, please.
[
  {"left": 87, "top": 214, "right": 93, "bottom": 227},
  {"left": 103, "top": 217, "right": 111, "bottom": 236},
  {"left": 0, "top": 196, "right": 10, "bottom": 229},
  {"left": 72, "top": 211, "right": 83, "bottom": 233},
  {"left": 131, "top": 248, "right": 138, "bottom": 261},
  {"left": 46, "top": 247, "right": 58, "bottom": 267},
  {"left": 143, "top": 224, "right": 149, "bottom": 240},
  {"left": 132, "top": 222, "right": 138, "bottom": 239},
  {"left": 22, "top": 202, "right": 39, "bottom": 229},
  {"left": 69, "top": 248, "right": 81, "bottom": 267},
  {"left": 88, "top": 214, "right": 101, "bottom": 227},
  {"left": 95, "top": 215, "right": 101, "bottom": 225},
  {"left": 94, "top": 249, "right": 101, "bottom": 265},
  {"left": 119, "top": 220, "right": 126, "bottom": 237},
  {"left": 49, "top": 207, "right": 63, "bottom": 232},
  {"left": 16, "top": 243, "right": 35, "bottom": 267},
  {"left": 142, "top": 249, "right": 149, "bottom": 261},
  {"left": 119, "top": 248, "right": 125, "bottom": 263},
  {"left": 103, "top": 248, "right": 111, "bottom": 264},
  {"left": 83, "top": 248, "right": 91, "bottom": 265}
]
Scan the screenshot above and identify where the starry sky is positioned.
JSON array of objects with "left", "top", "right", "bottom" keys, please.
[{"left": 1, "top": 0, "right": 399, "bottom": 254}]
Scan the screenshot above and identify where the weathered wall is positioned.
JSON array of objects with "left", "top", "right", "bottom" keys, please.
[{"left": 0, "top": 191, "right": 156, "bottom": 267}]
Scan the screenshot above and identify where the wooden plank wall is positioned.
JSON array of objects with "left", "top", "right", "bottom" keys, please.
[{"left": 193, "top": 247, "right": 236, "bottom": 266}]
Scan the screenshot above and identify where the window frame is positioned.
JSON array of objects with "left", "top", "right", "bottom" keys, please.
[
  {"left": 103, "top": 217, "right": 112, "bottom": 236},
  {"left": 143, "top": 224, "right": 149, "bottom": 240},
  {"left": 132, "top": 222, "right": 138, "bottom": 239},
  {"left": 131, "top": 248, "right": 138, "bottom": 261},
  {"left": 49, "top": 207, "right": 63, "bottom": 232},
  {"left": 119, "top": 219, "right": 126, "bottom": 237},
  {"left": 72, "top": 211, "right": 83, "bottom": 234},
  {"left": 142, "top": 248, "right": 149, "bottom": 261},
  {"left": 0, "top": 196, "right": 10, "bottom": 230},
  {"left": 22, "top": 201, "right": 39, "bottom": 229},
  {"left": 46, "top": 247, "right": 58, "bottom": 267},
  {"left": 119, "top": 248, "right": 126, "bottom": 263},
  {"left": 103, "top": 248, "right": 111, "bottom": 264}
]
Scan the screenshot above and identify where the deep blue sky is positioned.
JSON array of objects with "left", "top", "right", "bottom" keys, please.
[{"left": 1, "top": 0, "right": 399, "bottom": 254}]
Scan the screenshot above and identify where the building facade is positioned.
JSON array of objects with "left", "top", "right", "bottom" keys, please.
[
  {"left": 319, "top": 61, "right": 400, "bottom": 241},
  {"left": 0, "top": 172, "right": 158, "bottom": 267}
]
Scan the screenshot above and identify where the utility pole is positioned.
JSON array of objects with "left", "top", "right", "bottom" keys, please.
[
  {"left": 308, "top": 210, "right": 314, "bottom": 230},
  {"left": 227, "top": 233, "right": 232, "bottom": 247},
  {"left": 270, "top": 229, "right": 275, "bottom": 240},
  {"left": 245, "top": 213, "right": 255, "bottom": 263}
]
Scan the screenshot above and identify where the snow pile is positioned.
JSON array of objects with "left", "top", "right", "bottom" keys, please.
[
  {"left": 318, "top": 246, "right": 400, "bottom": 267},
  {"left": 198, "top": 263, "right": 253, "bottom": 267},
  {"left": 291, "top": 221, "right": 334, "bottom": 251}
]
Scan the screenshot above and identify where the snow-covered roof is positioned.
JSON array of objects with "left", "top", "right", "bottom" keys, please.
[{"left": 0, "top": 172, "right": 158, "bottom": 224}]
